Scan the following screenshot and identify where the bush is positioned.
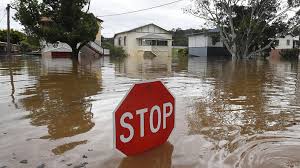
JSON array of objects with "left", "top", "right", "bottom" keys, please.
[
  {"left": 20, "top": 40, "right": 40, "bottom": 52},
  {"left": 20, "top": 40, "right": 32, "bottom": 52},
  {"left": 103, "top": 42, "right": 127, "bottom": 57},
  {"left": 178, "top": 48, "right": 188, "bottom": 57},
  {"left": 280, "top": 49, "right": 300, "bottom": 61}
]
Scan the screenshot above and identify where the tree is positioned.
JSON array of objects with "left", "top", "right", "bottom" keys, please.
[
  {"left": 289, "top": 9, "right": 300, "bottom": 36},
  {"left": 187, "top": 0, "right": 300, "bottom": 59},
  {"left": 14, "top": 0, "right": 99, "bottom": 62},
  {"left": 170, "top": 28, "right": 203, "bottom": 46},
  {"left": 0, "top": 29, "right": 26, "bottom": 44}
]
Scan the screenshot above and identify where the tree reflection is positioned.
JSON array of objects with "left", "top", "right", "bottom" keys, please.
[
  {"left": 20, "top": 63, "right": 102, "bottom": 140},
  {"left": 0, "top": 56, "right": 26, "bottom": 108},
  {"left": 187, "top": 60, "right": 298, "bottom": 150}
]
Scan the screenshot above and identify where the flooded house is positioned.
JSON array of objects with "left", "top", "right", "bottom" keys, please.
[
  {"left": 188, "top": 29, "right": 230, "bottom": 57},
  {"left": 41, "top": 17, "right": 104, "bottom": 59},
  {"left": 270, "top": 35, "right": 300, "bottom": 59},
  {"left": 113, "top": 23, "right": 173, "bottom": 57},
  {"left": 273, "top": 35, "right": 300, "bottom": 50}
]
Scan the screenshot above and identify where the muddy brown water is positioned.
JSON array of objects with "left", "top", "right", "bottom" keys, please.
[{"left": 0, "top": 55, "right": 300, "bottom": 168}]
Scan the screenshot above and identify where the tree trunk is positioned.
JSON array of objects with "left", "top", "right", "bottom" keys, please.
[{"left": 71, "top": 45, "right": 79, "bottom": 65}]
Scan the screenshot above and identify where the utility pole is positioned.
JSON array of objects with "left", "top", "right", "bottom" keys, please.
[{"left": 6, "top": 4, "right": 11, "bottom": 56}]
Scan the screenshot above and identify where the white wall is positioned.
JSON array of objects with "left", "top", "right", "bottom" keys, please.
[
  {"left": 188, "top": 34, "right": 223, "bottom": 48},
  {"left": 95, "top": 21, "right": 102, "bottom": 46},
  {"left": 188, "top": 35, "right": 208, "bottom": 48},
  {"left": 114, "top": 24, "right": 172, "bottom": 56},
  {"left": 276, "top": 35, "right": 294, "bottom": 49}
]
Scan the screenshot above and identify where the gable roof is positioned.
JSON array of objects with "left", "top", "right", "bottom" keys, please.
[{"left": 114, "top": 23, "right": 169, "bottom": 37}]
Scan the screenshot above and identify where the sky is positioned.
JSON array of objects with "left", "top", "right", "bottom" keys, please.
[{"left": 0, "top": 0, "right": 204, "bottom": 38}]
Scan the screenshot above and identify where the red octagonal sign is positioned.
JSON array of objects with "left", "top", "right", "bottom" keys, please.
[{"left": 113, "top": 80, "right": 175, "bottom": 156}]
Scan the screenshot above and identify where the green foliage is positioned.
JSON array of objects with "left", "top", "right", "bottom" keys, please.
[
  {"left": 0, "top": 29, "right": 26, "bottom": 44},
  {"left": 280, "top": 49, "right": 300, "bottom": 61},
  {"left": 110, "top": 46, "right": 126, "bottom": 58},
  {"left": 103, "top": 42, "right": 126, "bottom": 57},
  {"left": 170, "top": 28, "right": 203, "bottom": 46},
  {"left": 102, "top": 37, "right": 114, "bottom": 48},
  {"left": 0, "top": 29, "right": 40, "bottom": 52},
  {"left": 20, "top": 40, "right": 31, "bottom": 52},
  {"left": 172, "top": 48, "right": 188, "bottom": 57},
  {"left": 14, "top": 0, "right": 99, "bottom": 60},
  {"left": 188, "top": 0, "right": 299, "bottom": 59},
  {"left": 230, "top": 4, "right": 289, "bottom": 56},
  {"left": 178, "top": 48, "right": 188, "bottom": 57}
]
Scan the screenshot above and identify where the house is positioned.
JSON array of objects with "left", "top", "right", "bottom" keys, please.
[
  {"left": 270, "top": 35, "right": 300, "bottom": 60},
  {"left": 0, "top": 42, "right": 20, "bottom": 54},
  {"left": 188, "top": 29, "right": 230, "bottom": 57},
  {"left": 41, "top": 18, "right": 104, "bottom": 58},
  {"left": 273, "top": 35, "right": 299, "bottom": 49},
  {"left": 114, "top": 23, "right": 173, "bottom": 57}
]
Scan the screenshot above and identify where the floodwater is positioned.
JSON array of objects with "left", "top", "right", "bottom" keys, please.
[{"left": 0, "top": 54, "right": 300, "bottom": 168}]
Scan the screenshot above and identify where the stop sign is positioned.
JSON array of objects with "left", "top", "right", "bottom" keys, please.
[{"left": 113, "top": 80, "right": 175, "bottom": 156}]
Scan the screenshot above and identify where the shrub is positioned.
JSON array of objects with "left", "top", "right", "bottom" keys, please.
[
  {"left": 103, "top": 42, "right": 127, "bottom": 57},
  {"left": 110, "top": 46, "right": 127, "bottom": 57},
  {"left": 20, "top": 40, "right": 32, "bottom": 52},
  {"left": 178, "top": 48, "right": 188, "bottom": 57}
]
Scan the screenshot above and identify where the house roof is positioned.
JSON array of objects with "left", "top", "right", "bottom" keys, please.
[
  {"left": 187, "top": 28, "right": 220, "bottom": 37},
  {"left": 114, "top": 23, "right": 169, "bottom": 37},
  {"left": 137, "top": 34, "right": 172, "bottom": 40}
]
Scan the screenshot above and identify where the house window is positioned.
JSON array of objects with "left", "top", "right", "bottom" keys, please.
[
  {"left": 274, "top": 40, "right": 279, "bottom": 46},
  {"left": 138, "top": 39, "right": 142, "bottom": 46},
  {"left": 287, "top": 40, "right": 290, "bottom": 46},
  {"left": 118, "top": 37, "right": 122, "bottom": 46},
  {"left": 124, "top": 36, "right": 127, "bottom": 46},
  {"left": 157, "top": 40, "right": 168, "bottom": 46}
]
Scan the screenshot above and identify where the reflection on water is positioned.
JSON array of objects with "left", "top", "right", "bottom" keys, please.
[
  {"left": 119, "top": 142, "right": 173, "bottom": 168},
  {"left": 113, "top": 54, "right": 172, "bottom": 79},
  {"left": 20, "top": 58, "right": 102, "bottom": 140},
  {"left": 0, "top": 54, "right": 300, "bottom": 168},
  {"left": 52, "top": 140, "right": 88, "bottom": 155}
]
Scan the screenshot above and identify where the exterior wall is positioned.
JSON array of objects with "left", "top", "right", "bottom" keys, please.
[
  {"left": 207, "top": 47, "right": 230, "bottom": 57},
  {"left": 188, "top": 34, "right": 227, "bottom": 57},
  {"left": 95, "top": 21, "right": 102, "bottom": 46},
  {"left": 276, "top": 35, "right": 294, "bottom": 49},
  {"left": 114, "top": 24, "right": 172, "bottom": 57},
  {"left": 188, "top": 35, "right": 223, "bottom": 48},
  {"left": 114, "top": 32, "right": 130, "bottom": 53},
  {"left": 188, "top": 35, "right": 208, "bottom": 48},
  {"left": 189, "top": 47, "right": 230, "bottom": 57}
]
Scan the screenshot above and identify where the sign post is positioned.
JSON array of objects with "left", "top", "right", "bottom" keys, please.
[{"left": 113, "top": 80, "right": 175, "bottom": 156}]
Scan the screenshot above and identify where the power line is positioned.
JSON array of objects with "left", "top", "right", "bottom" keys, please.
[{"left": 98, "top": 0, "right": 185, "bottom": 17}]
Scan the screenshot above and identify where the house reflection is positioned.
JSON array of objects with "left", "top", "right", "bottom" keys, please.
[
  {"left": 20, "top": 58, "right": 102, "bottom": 140},
  {"left": 113, "top": 54, "right": 172, "bottom": 80}
]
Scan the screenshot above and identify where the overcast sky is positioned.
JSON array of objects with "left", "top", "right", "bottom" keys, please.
[{"left": 0, "top": 0, "right": 204, "bottom": 38}]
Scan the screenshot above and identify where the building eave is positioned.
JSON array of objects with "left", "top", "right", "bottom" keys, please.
[{"left": 114, "top": 23, "right": 169, "bottom": 38}]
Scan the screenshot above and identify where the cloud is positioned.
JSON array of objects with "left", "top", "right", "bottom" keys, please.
[
  {"left": 0, "top": 0, "right": 204, "bottom": 37},
  {"left": 92, "top": 0, "right": 204, "bottom": 37}
]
